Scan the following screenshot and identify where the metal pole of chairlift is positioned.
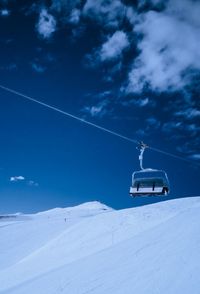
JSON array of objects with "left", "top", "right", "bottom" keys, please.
[
  {"left": 139, "top": 148, "right": 145, "bottom": 170},
  {"left": 138, "top": 141, "right": 149, "bottom": 170}
]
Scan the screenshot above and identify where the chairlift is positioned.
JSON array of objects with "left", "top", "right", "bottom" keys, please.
[{"left": 130, "top": 142, "right": 170, "bottom": 197}]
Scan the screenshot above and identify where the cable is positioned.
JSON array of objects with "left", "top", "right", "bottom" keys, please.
[
  {"left": 0, "top": 84, "right": 139, "bottom": 145},
  {"left": 0, "top": 84, "right": 199, "bottom": 167}
]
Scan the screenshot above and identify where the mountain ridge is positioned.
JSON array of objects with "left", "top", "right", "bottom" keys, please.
[{"left": 0, "top": 197, "right": 200, "bottom": 294}]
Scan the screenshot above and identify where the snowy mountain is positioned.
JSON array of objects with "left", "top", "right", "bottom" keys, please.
[{"left": 0, "top": 198, "right": 200, "bottom": 294}]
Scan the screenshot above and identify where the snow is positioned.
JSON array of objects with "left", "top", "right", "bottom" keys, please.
[{"left": 0, "top": 198, "right": 200, "bottom": 294}]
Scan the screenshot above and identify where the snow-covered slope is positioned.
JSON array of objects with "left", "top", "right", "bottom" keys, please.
[{"left": 0, "top": 198, "right": 200, "bottom": 294}]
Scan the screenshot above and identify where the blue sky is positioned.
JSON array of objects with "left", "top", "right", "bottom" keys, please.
[{"left": 0, "top": 0, "right": 200, "bottom": 213}]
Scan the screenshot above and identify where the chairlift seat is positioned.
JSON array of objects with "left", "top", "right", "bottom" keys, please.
[{"left": 130, "top": 169, "right": 170, "bottom": 197}]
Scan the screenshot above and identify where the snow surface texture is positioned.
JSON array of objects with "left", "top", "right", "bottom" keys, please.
[{"left": 0, "top": 198, "right": 200, "bottom": 294}]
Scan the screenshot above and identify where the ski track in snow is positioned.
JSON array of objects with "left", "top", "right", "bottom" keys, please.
[{"left": 0, "top": 198, "right": 200, "bottom": 294}]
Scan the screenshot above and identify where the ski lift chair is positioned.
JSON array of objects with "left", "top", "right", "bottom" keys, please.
[
  {"left": 130, "top": 169, "right": 170, "bottom": 197},
  {"left": 129, "top": 142, "right": 170, "bottom": 197}
]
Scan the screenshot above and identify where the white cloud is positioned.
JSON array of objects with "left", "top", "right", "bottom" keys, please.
[
  {"left": 175, "top": 108, "right": 200, "bottom": 119},
  {"left": 162, "top": 120, "right": 200, "bottom": 138},
  {"left": 10, "top": 176, "right": 25, "bottom": 182},
  {"left": 10, "top": 176, "right": 39, "bottom": 187},
  {"left": 176, "top": 135, "right": 200, "bottom": 155},
  {"left": 189, "top": 154, "right": 200, "bottom": 160},
  {"left": 82, "top": 100, "right": 109, "bottom": 118},
  {"left": 83, "top": 0, "right": 125, "bottom": 28},
  {"left": 146, "top": 117, "right": 160, "bottom": 127},
  {"left": 96, "top": 91, "right": 111, "bottom": 98},
  {"left": 51, "top": 1, "right": 81, "bottom": 25},
  {"left": 0, "top": 9, "right": 10, "bottom": 16},
  {"left": 185, "top": 123, "right": 200, "bottom": 133},
  {"left": 135, "top": 116, "right": 161, "bottom": 138},
  {"left": 69, "top": 8, "right": 81, "bottom": 25},
  {"left": 134, "top": 97, "right": 149, "bottom": 107},
  {"left": 126, "top": 7, "right": 136, "bottom": 26},
  {"left": 36, "top": 8, "right": 56, "bottom": 39},
  {"left": 100, "top": 31, "right": 129, "bottom": 62},
  {"left": 121, "top": 97, "right": 156, "bottom": 108},
  {"left": 31, "top": 62, "right": 46, "bottom": 73},
  {"left": 126, "top": 0, "right": 200, "bottom": 93},
  {"left": 84, "top": 31, "right": 129, "bottom": 70},
  {"left": 162, "top": 121, "right": 182, "bottom": 133},
  {"left": 28, "top": 180, "right": 39, "bottom": 187},
  {"left": 135, "top": 128, "right": 147, "bottom": 138}
]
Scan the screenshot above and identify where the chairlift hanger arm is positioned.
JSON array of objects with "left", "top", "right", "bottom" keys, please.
[{"left": 137, "top": 141, "right": 149, "bottom": 170}]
